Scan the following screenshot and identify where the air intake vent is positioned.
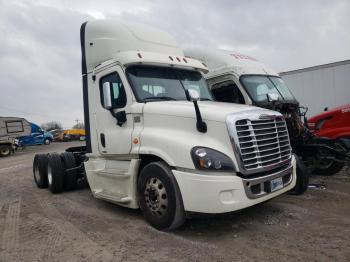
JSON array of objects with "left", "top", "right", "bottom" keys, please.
[{"left": 235, "top": 116, "right": 292, "bottom": 172}]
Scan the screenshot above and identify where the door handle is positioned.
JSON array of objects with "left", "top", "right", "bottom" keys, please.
[{"left": 100, "top": 133, "right": 106, "bottom": 147}]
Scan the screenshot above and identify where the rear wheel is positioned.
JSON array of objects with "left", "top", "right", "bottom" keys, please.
[
  {"left": 138, "top": 161, "right": 185, "bottom": 230},
  {"left": 289, "top": 155, "right": 309, "bottom": 195},
  {"left": 0, "top": 145, "right": 11, "bottom": 157},
  {"left": 61, "top": 152, "right": 78, "bottom": 190},
  {"left": 33, "top": 154, "right": 49, "bottom": 188},
  {"left": 47, "top": 153, "right": 65, "bottom": 194}
]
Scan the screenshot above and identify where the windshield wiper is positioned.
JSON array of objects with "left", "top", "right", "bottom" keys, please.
[
  {"left": 199, "top": 98, "right": 212, "bottom": 101},
  {"left": 142, "top": 96, "right": 178, "bottom": 102}
]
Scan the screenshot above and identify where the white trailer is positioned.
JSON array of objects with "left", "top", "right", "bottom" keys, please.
[
  {"left": 33, "top": 20, "right": 297, "bottom": 230},
  {"left": 0, "top": 117, "right": 31, "bottom": 157},
  {"left": 280, "top": 60, "right": 350, "bottom": 117}
]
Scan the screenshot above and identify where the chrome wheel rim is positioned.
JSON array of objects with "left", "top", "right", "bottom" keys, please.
[
  {"left": 144, "top": 177, "right": 168, "bottom": 217},
  {"left": 47, "top": 165, "right": 53, "bottom": 185}
]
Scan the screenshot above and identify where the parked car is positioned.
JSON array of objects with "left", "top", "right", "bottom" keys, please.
[{"left": 18, "top": 122, "right": 53, "bottom": 146}]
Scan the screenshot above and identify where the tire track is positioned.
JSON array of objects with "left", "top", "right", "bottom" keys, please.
[
  {"left": 37, "top": 198, "right": 116, "bottom": 261},
  {"left": 40, "top": 199, "right": 75, "bottom": 261},
  {"left": 1, "top": 199, "right": 21, "bottom": 262}
]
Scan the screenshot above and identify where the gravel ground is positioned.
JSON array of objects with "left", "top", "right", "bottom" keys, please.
[{"left": 0, "top": 142, "right": 349, "bottom": 262}]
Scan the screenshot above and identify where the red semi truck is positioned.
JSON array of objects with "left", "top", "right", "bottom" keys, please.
[
  {"left": 308, "top": 104, "right": 350, "bottom": 140},
  {"left": 307, "top": 104, "right": 350, "bottom": 174}
]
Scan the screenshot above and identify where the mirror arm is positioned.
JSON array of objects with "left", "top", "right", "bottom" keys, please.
[
  {"left": 111, "top": 110, "right": 127, "bottom": 127},
  {"left": 193, "top": 101, "right": 207, "bottom": 133}
]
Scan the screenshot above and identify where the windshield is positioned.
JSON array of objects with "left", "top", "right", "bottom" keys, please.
[
  {"left": 126, "top": 65, "right": 213, "bottom": 102},
  {"left": 240, "top": 75, "right": 296, "bottom": 103}
]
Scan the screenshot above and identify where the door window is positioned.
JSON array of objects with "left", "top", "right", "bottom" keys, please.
[
  {"left": 211, "top": 81, "right": 245, "bottom": 104},
  {"left": 100, "top": 73, "right": 127, "bottom": 108}
]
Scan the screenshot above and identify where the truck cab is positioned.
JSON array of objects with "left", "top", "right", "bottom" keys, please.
[
  {"left": 18, "top": 122, "right": 53, "bottom": 146},
  {"left": 38, "top": 20, "right": 297, "bottom": 230}
]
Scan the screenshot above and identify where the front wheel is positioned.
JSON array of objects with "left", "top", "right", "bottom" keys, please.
[
  {"left": 44, "top": 139, "right": 51, "bottom": 145},
  {"left": 289, "top": 155, "right": 309, "bottom": 195},
  {"left": 138, "top": 161, "right": 185, "bottom": 230}
]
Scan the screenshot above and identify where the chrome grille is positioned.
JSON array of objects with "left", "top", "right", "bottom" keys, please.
[{"left": 235, "top": 116, "right": 292, "bottom": 171}]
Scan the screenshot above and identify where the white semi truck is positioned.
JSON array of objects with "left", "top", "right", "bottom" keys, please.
[
  {"left": 184, "top": 48, "right": 310, "bottom": 194},
  {"left": 33, "top": 20, "right": 298, "bottom": 230},
  {"left": 184, "top": 48, "right": 350, "bottom": 190}
]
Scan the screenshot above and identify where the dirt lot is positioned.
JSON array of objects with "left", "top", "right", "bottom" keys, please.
[{"left": 0, "top": 142, "right": 349, "bottom": 262}]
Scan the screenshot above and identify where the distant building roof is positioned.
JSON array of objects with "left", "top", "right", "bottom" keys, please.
[{"left": 280, "top": 59, "right": 350, "bottom": 76}]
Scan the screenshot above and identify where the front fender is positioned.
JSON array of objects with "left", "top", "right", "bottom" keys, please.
[{"left": 138, "top": 116, "right": 236, "bottom": 170}]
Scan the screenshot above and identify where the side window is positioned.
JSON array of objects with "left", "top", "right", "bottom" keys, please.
[
  {"left": 100, "top": 72, "right": 127, "bottom": 109},
  {"left": 211, "top": 81, "right": 245, "bottom": 104}
]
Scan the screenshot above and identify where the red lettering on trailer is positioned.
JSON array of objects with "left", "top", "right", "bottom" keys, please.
[{"left": 230, "top": 54, "right": 257, "bottom": 61}]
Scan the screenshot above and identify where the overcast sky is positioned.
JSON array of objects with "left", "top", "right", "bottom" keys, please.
[{"left": 1, "top": 0, "right": 349, "bottom": 128}]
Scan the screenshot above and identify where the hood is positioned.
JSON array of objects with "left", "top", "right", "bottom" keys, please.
[
  {"left": 308, "top": 104, "right": 350, "bottom": 122},
  {"left": 143, "top": 101, "right": 271, "bottom": 122}
]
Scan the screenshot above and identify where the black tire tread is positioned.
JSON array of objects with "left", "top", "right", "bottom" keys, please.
[
  {"left": 290, "top": 155, "right": 309, "bottom": 195},
  {"left": 48, "top": 153, "right": 65, "bottom": 194},
  {"left": 138, "top": 161, "right": 185, "bottom": 230},
  {"left": 33, "top": 154, "right": 49, "bottom": 188},
  {"left": 60, "top": 152, "right": 78, "bottom": 190}
]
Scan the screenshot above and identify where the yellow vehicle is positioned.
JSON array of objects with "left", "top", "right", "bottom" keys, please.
[{"left": 63, "top": 129, "right": 86, "bottom": 141}]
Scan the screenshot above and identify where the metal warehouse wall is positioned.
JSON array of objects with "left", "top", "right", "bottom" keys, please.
[{"left": 280, "top": 60, "right": 350, "bottom": 117}]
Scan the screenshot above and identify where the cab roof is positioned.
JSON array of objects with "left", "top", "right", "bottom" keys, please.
[
  {"left": 184, "top": 48, "right": 279, "bottom": 78},
  {"left": 82, "top": 20, "right": 208, "bottom": 73}
]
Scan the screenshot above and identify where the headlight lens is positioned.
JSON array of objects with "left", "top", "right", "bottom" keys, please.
[{"left": 191, "top": 147, "right": 235, "bottom": 171}]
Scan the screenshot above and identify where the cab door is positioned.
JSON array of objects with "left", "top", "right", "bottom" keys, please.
[{"left": 94, "top": 65, "right": 134, "bottom": 155}]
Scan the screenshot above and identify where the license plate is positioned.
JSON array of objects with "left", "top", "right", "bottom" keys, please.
[{"left": 270, "top": 177, "right": 283, "bottom": 192}]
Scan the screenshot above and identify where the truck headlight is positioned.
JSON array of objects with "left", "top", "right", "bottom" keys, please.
[{"left": 191, "top": 147, "right": 235, "bottom": 171}]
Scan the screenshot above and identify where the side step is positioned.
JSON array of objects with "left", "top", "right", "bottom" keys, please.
[{"left": 94, "top": 190, "right": 132, "bottom": 204}]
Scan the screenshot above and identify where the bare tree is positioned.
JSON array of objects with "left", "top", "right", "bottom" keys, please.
[
  {"left": 41, "top": 121, "right": 63, "bottom": 131},
  {"left": 72, "top": 122, "right": 85, "bottom": 129}
]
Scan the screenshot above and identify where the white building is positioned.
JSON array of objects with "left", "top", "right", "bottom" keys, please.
[{"left": 280, "top": 60, "right": 350, "bottom": 117}]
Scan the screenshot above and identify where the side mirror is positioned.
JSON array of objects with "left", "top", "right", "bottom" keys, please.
[
  {"left": 185, "top": 89, "right": 207, "bottom": 133},
  {"left": 187, "top": 89, "right": 200, "bottom": 102},
  {"left": 102, "top": 82, "right": 112, "bottom": 109},
  {"left": 267, "top": 93, "right": 279, "bottom": 102}
]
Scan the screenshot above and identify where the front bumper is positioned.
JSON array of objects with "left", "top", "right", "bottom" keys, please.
[{"left": 173, "top": 155, "right": 296, "bottom": 213}]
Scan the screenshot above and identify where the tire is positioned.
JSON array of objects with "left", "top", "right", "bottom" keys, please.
[
  {"left": 0, "top": 145, "right": 11, "bottom": 157},
  {"left": 138, "top": 161, "right": 185, "bottom": 230},
  {"left": 47, "top": 153, "right": 65, "bottom": 194},
  {"left": 315, "top": 161, "right": 344, "bottom": 176},
  {"left": 289, "top": 155, "right": 309, "bottom": 195},
  {"left": 44, "top": 139, "right": 51, "bottom": 145},
  {"left": 33, "top": 154, "right": 49, "bottom": 188},
  {"left": 60, "top": 152, "right": 78, "bottom": 190}
]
